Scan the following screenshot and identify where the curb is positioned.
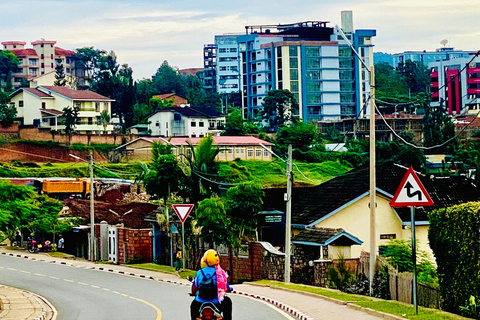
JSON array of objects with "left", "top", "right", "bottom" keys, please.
[{"left": 0, "top": 284, "right": 56, "bottom": 320}]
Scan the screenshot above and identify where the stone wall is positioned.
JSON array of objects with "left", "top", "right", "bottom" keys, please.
[
  {"left": 262, "top": 251, "right": 285, "bottom": 281},
  {"left": 117, "top": 228, "right": 153, "bottom": 264}
]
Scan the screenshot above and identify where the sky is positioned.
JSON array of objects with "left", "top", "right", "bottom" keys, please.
[{"left": 1, "top": 0, "right": 479, "bottom": 80}]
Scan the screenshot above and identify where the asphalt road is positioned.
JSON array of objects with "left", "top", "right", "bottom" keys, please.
[{"left": 0, "top": 254, "right": 291, "bottom": 320}]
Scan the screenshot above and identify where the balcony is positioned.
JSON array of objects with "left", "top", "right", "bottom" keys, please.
[
  {"left": 467, "top": 67, "right": 480, "bottom": 74},
  {"left": 467, "top": 88, "right": 480, "bottom": 94},
  {"left": 467, "top": 78, "right": 480, "bottom": 84}
]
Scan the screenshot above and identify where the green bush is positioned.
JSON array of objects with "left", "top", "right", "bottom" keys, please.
[
  {"left": 429, "top": 202, "right": 480, "bottom": 315},
  {"left": 328, "top": 255, "right": 355, "bottom": 290}
]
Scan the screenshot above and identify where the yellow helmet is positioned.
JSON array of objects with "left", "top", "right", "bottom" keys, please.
[{"left": 201, "top": 249, "right": 220, "bottom": 267}]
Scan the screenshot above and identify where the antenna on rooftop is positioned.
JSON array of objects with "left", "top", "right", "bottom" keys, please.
[{"left": 440, "top": 39, "right": 448, "bottom": 47}]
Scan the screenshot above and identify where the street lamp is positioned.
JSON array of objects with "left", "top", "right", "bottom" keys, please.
[{"left": 69, "top": 151, "right": 95, "bottom": 261}]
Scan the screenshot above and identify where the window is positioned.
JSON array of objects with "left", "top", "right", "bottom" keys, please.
[
  {"left": 306, "top": 58, "right": 320, "bottom": 68},
  {"left": 29, "top": 69, "right": 37, "bottom": 76},
  {"left": 19, "top": 100, "right": 24, "bottom": 108},
  {"left": 290, "top": 57, "right": 298, "bottom": 68},
  {"left": 29, "top": 59, "right": 37, "bottom": 65},
  {"left": 219, "top": 48, "right": 227, "bottom": 53},
  {"left": 41, "top": 54, "right": 44, "bottom": 59},
  {"left": 199, "top": 122, "right": 204, "bottom": 127},
  {"left": 95, "top": 102, "right": 100, "bottom": 112},
  {"left": 306, "top": 47, "right": 320, "bottom": 57},
  {"left": 166, "top": 122, "right": 168, "bottom": 128},
  {"left": 247, "top": 149, "right": 254, "bottom": 157},
  {"left": 230, "top": 66, "right": 238, "bottom": 71},
  {"left": 307, "top": 82, "right": 322, "bottom": 92},
  {"left": 219, "top": 66, "right": 227, "bottom": 71},
  {"left": 191, "top": 121, "right": 196, "bottom": 127},
  {"left": 236, "top": 148, "right": 244, "bottom": 154},
  {"left": 229, "top": 48, "right": 237, "bottom": 52},
  {"left": 307, "top": 94, "right": 322, "bottom": 104},
  {"left": 264, "top": 150, "right": 269, "bottom": 157},
  {"left": 88, "top": 117, "right": 93, "bottom": 125},
  {"left": 289, "top": 46, "right": 297, "bottom": 57},
  {"left": 156, "top": 121, "right": 160, "bottom": 127},
  {"left": 290, "top": 81, "right": 299, "bottom": 92},
  {"left": 228, "top": 148, "right": 233, "bottom": 154},
  {"left": 42, "top": 102, "right": 46, "bottom": 109},
  {"left": 256, "top": 149, "right": 262, "bottom": 157},
  {"left": 290, "top": 69, "right": 298, "bottom": 80}
]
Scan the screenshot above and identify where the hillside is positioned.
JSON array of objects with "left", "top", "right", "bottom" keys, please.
[{"left": 0, "top": 159, "right": 351, "bottom": 188}]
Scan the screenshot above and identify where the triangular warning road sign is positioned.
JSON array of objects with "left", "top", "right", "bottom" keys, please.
[
  {"left": 390, "top": 167, "right": 434, "bottom": 207},
  {"left": 172, "top": 204, "right": 194, "bottom": 223}
]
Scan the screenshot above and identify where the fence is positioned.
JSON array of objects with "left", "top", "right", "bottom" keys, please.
[{"left": 361, "top": 252, "right": 442, "bottom": 309}]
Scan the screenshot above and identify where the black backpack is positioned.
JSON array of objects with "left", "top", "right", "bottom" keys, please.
[{"left": 197, "top": 269, "right": 217, "bottom": 299}]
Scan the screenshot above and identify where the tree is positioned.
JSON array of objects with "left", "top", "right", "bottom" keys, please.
[
  {"left": 422, "top": 100, "right": 457, "bottom": 154},
  {"left": 275, "top": 120, "right": 317, "bottom": 154},
  {"left": 132, "top": 103, "right": 153, "bottom": 125},
  {"left": 54, "top": 59, "right": 66, "bottom": 86},
  {"left": 150, "top": 96, "right": 173, "bottom": 110},
  {"left": 100, "top": 110, "right": 111, "bottom": 133},
  {"left": 184, "top": 75, "right": 205, "bottom": 106},
  {"left": 0, "top": 181, "right": 65, "bottom": 243},
  {"left": 0, "top": 90, "right": 16, "bottom": 127},
  {"left": 194, "top": 195, "right": 232, "bottom": 246},
  {"left": 0, "top": 50, "right": 20, "bottom": 90},
  {"left": 225, "top": 182, "right": 264, "bottom": 242},
  {"left": 183, "top": 135, "right": 221, "bottom": 203},
  {"left": 397, "top": 60, "right": 430, "bottom": 95},
  {"left": 261, "top": 89, "right": 298, "bottom": 131},
  {"left": 62, "top": 105, "right": 79, "bottom": 137},
  {"left": 221, "top": 109, "right": 245, "bottom": 136},
  {"left": 152, "top": 61, "right": 187, "bottom": 97}
]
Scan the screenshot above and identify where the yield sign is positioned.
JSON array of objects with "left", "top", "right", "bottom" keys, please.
[
  {"left": 390, "top": 167, "right": 434, "bottom": 207},
  {"left": 172, "top": 204, "right": 194, "bottom": 223}
]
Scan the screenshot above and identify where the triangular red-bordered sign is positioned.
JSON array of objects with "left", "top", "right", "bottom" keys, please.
[
  {"left": 390, "top": 167, "right": 434, "bottom": 207},
  {"left": 172, "top": 204, "right": 194, "bottom": 223}
]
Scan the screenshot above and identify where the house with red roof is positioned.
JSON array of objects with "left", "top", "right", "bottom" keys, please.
[
  {"left": 2, "top": 40, "right": 82, "bottom": 88},
  {"left": 9, "top": 86, "right": 115, "bottom": 134},
  {"left": 115, "top": 135, "right": 273, "bottom": 162}
]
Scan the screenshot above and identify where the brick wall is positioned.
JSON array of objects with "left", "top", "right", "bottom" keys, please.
[
  {"left": 219, "top": 242, "right": 264, "bottom": 283},
  {"left": 0, "top": 123, "right": 19, "bottom": 133},
  {"left": 19, "top": 126, "right": 139, "bottom": 145},
  {"left": 117, "top": 228, "right": 153, "bottom": 264}
]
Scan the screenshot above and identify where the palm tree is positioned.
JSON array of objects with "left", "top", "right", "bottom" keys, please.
[{"left": 100, "top": 110, "right": 111, "bottom": 134}]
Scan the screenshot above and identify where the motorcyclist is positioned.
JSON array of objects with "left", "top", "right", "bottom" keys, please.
[{"left": 190, "top": 249, "right": 232, "bottom": 320}]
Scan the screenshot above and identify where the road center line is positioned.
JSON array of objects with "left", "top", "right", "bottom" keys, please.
[
  {"left": 7, "top": 268, "right": 17, "bottom": 271},
  {"left": 34, "top": 273, "right": 46, "bottom": 277},
  {"left": 63, "top": 279, "right": 75, "bottom": 283},
  {"left": 91, "top": 285, "right": 100, "bottom": 288},
  {"left": 129, "top": 296, "right": 162, "bottom": 320},
  {"left": 20, "top": 270, "right": 31, "bottom": 274},
  {"left": 49, "top": 276, "right": 60, "bottom": 279},
  {"left": 78, "top": 282, "right": 88, "bottom": 286}
]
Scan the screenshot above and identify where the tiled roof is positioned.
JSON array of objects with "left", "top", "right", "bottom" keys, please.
[
  {"left": 55, "top": 47, "right": 76, "bottom": 56},
  {"left": 23, "top": 88, "right": 53, "bottom": 98},
  {"left": 190, "top": 106, "right": 224, "bottom": 117},
  {"left": 293, "top": 228, "right": 363, "bottom": 246},
  {"left": 263, "top": 162, "right": 480, "bottom": 226},
  {"left": 169, "top": 135, "right": 273, "bottom": 146},
  {"left": 39, "top": 86, "right": 113, "bottom": 101},
  {"left": 154, "top": 93, "right": 176, "bottom": 100},
  {"left": 8, "top": 49, "right": 38, "bottom": 57}
]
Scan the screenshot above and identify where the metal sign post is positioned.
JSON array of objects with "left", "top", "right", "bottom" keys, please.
[
  {"left": 172, "top": 204, "right": 194, "bottom": 270},
  {"left": 391, "top": 167, "right": 434, "bottom": 315}
]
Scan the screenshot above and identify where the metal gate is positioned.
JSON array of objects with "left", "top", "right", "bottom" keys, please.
[{"left": 108, "top": 226, "right": 118, "bottom": 263}]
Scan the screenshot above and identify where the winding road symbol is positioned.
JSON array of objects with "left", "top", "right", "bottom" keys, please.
[{"left": 404, "top": 182, "right": 422, "bottom": 201}]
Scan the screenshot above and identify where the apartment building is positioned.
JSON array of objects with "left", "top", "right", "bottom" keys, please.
[
  {"left": 392, "top": 47, "right": 475, "bottom": 69},
  {"left": 9, "top": 85, "right": 114, "bottom": 134},
  {"left": 2, "top": 40, "right": 81, "bottom": 88},
  {"left": 429, "top": 56, "right": 480, "bottom": 115},
  {"left": 204, "top": 11, "right": 376, "bottom": 124}
]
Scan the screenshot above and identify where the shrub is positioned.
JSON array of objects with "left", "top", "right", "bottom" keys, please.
[
  {"left": 429, "top": 202, "right": 480, "bottom": 315},
  {"left": 328, "top": 255, "right": 355, "bottom": 290}
]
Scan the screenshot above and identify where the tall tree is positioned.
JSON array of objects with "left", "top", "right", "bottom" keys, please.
[
  {"left": 0, "top": 50, "right": 20, "bottom": 91},
  {"left": 422, "top": 100, "right": 457, "bottom": 154},
  {"left": 184, "top": 75, "right": 205, "bottom": 106},
  {"left": 54, "top": 59, "right": 67, "bottom": 86},
  {"left": 397, "top": 60, "right": 430, "bottom": 95},
  {"left": 194, "top": 195, "right": 232, "bottom": 246},
  {"left": 225, "top": 182, "right": 264, "bottom": 242},
  {"left": 275, "top": 120, "right": 317, "bottom": 154},
  {"left": 152, "top": 61, "right": 186, "bottom": 97},
  {"left": 261, "top": 89, "right": 298, "bottom": 131},
  {"left": 0, "top": 90, "right": 16, "bottom": 127}
]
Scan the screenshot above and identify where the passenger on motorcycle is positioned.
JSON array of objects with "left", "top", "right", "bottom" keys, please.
[{"left": 190, "top": 249, "right": 232, "bottom": 320}]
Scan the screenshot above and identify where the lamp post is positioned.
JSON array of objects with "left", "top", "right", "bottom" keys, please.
[{"left": 69, "top": 151, "right": 95, "bottom": 261}]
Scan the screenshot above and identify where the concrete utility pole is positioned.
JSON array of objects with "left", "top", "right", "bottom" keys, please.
[
  {"left": 284, "top": 144, "right": 293, "bottom": 283},
  {"left": 89, "top": 151, "right": 95, "bottom": 262},
  {"left": 369, "top": 66, "right": 376, "bottom": 295}
]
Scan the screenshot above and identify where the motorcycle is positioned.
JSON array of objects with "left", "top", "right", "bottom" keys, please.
[
  {"left": 189, "top": 276, "right": 225, "bottom": 320},
  {"left": 196, "top": 302, "right": 223, "bottom": 320},
  {"left": 27, "top": 240, "right": 52, "bottom": 253}
]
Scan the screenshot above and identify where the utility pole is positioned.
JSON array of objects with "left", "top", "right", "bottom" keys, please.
[
  {"left": 89, "top": 151, "right": 95, "bottom": 262},
  {"left": 369, "top": 66, "right": 376, "bottom": 295},
  {"left": 284, "top": 144, "right": 292, "bottom": 283}
]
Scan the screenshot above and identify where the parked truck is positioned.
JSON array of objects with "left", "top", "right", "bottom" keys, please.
[{"left": 36, "top": 178, "right": 92, "bottom": 199}]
